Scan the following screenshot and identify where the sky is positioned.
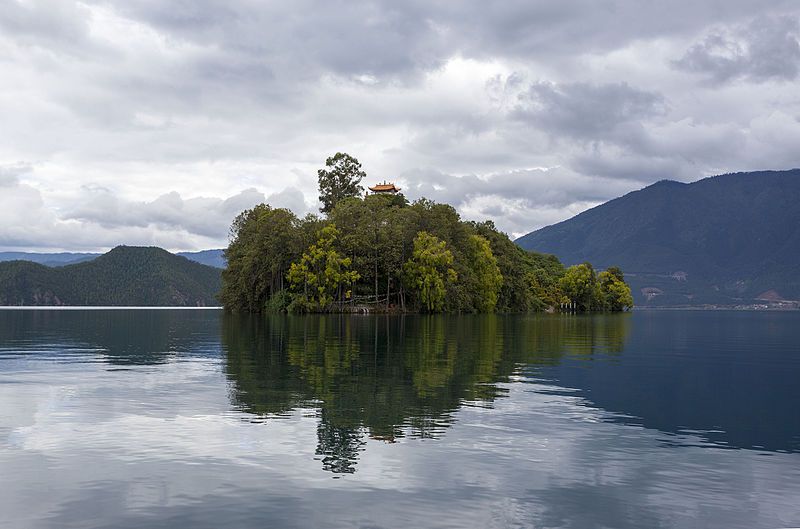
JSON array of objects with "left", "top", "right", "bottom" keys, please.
[{"left": 1, "top": 0, "right": 800, "bottom": 252}]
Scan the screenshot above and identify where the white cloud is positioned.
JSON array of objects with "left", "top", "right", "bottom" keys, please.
[
  {"left": 1, "top": 1, "right": 800, "bottom": 250},
  {"left": 0, "top": 165, "right": 305, "bottom": 251}
]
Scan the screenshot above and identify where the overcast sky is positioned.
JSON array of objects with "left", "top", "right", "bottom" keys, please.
[{"left": 2, "top": 0, "right": 799, "bottom": 251}]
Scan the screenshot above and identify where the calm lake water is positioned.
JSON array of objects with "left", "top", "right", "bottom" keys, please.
[{"left": 1, "top": 309, "right": 799, "bottom": 529}]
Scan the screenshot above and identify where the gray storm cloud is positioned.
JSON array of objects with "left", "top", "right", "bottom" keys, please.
[
  {"left": 1, "top": 1, "right": 799, "bottom": 250},
  {"left": 675, "top": 15, "right": 800, "bottom": 83}
]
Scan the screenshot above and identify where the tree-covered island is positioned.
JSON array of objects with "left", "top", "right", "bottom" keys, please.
[{"left": 221, "top": 153, "right": 633, "bottom": 313}]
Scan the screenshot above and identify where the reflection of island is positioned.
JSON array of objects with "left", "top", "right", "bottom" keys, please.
[{"left": 221, "top": 314, "right": 631, "bottom": 473}]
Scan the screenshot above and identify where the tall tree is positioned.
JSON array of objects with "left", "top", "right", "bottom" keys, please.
[
  {"left": 219, "top": 181, "right": 632, "bottom": 314},
  {"left": 318, "top": 153, "right": 366, "bottom": 214},
  {"left": 559, "top": 263, "right": 599, "bottom": 312},
  {"left": 598, "top": 268, "right": 634, "bottom": 311},
  {"left": 467, "top": 235, "right": 503, "bottom": 312},
  {"left": 221, "top": 204, "right": 301, "bottom": 312},
  {"left": 287, "top": 224, "right": 360, "bottom": 310},
  {"left": 404, "top": 232, "right": 457, "bottom": 312}
]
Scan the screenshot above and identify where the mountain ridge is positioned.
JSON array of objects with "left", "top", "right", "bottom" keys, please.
[
  {"left": 516, "top": 169, "right": 800, "bottom": 307},
  {"left": 0, "top": 246, "right": 222, "bottom": 306},
  {"left": 0, "top": 248, "right": 226, "bottom": 269}
]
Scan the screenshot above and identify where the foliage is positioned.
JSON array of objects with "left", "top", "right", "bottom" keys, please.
[
  {"left": 599, "top": 268, "right": 634, "bottom": 311},
  {"left": 317, "top": 152, "right": 366, "bottom": 214},
  {"left": 559, "top": 263, "right": 634, "bottom": 312},
  {"left": 471, "top": 220, "right": 565, "bottom": 312},
  {"left": 560, "top": 263, "right": 600, "bottom": 311},
  {"left": 220, "top": 153, "right": 632, "bottom": 313},
  {"left": 467, "top": 235, "right": 503, "bottom": 312},
  {"left": 526, "top": 267, "right": 563, "bottom": 311},
  {"left": 403, "top": 232, "right": 458, "bottom": 312},
  {"left": 221, "top": 205, "right": 301, "bottom": 312},
  {"left": 287, "top": 225, "right": 360, "bottom": 311}
]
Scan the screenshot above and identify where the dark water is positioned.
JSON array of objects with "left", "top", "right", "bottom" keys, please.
[{"left": 1, "top": 309, "right": 799, "bottom": 529}]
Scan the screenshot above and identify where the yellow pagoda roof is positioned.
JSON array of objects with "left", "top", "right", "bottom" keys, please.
[{"left": 368, "top": 182, "right": 401, "bottom": 193}]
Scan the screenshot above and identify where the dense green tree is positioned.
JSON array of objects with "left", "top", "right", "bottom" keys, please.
[
  {"left": 559, "top": 263, "right": 599, "bottom": 312},
  {"left": 328, "top": 193, "right": 415, "bottom": 308},
  {"left": 221, "top": 205, "right": 301, "bottom": 312},
  {"left": 605, "top": 266, "right": 625, "bottom": 283},
  {"left": 467, "top": 235, "right": 503, "bottom": 312},
  {"left": 318, "top": 153, "right": 366, "bottom": 214},
  {"left": 526, "top": 267, "right": 564, "bottom": 311},
  {"left": 381, "top": 205, "right": 418, "bottom": 309},
  {"left": 599, "top": 268, "right": 634, "bottom": 311},
  {"left": 472, "top": 220, "right": 566, "bottom": 312},
  {"left": 220, "top": 170, "right": 631, "bottom": 313},
  {"left": 287, "top": 224, "right": 360, "bottom": 311},
  {"left": 404, "top": 232, "right": 458, "bottom": 312}
]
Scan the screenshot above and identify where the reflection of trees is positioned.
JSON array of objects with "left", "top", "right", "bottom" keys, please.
[
  {"left": 222, "top": 315, "right": 306, "bottom": 416},
  {"left": 507, "top": 314, "right": 631, "bottom": 363},
  {"left": 316, "top": 409, "right": 365, "bottom": 474},
  {"left": 221, "top": 313, "right": 631, "bottom": 474}
]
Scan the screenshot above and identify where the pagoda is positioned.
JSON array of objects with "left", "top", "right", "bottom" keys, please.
[{"left": 368, "top": 181, "right": 401, "bottom": 194}]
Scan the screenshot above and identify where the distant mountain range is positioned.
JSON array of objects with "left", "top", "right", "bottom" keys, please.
[
  {"left": 517, "top": 169, "right": 800, "bottom": 307},
  {"left": 0, "top": 248, "right": 226, "bottom": 269},
  {"left": 0, "top": 246, "right": 222, "bottom": 306}
]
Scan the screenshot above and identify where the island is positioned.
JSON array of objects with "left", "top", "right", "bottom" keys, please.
[{"left": 221, "top": 153, "right": 633, "bottom": 313}]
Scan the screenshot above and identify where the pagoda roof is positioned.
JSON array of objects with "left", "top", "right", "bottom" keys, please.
[{"left": 368, "top": 182, "right": 401, "bottom": 193}]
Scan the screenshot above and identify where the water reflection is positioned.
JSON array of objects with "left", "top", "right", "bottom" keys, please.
[
  {"left": 222, "top": 311, "right": 800, "bottom": 470},
  {"left": 0, "top": 309, "right": 221, "bottom": 365},
  {"left": 545, "top": 311, "right": 800, "bottom": 453},
  {"left": 2, "top": 310, "right": 799, "bottom": 528},
  {"left": 222, "top": 314, "right": 632, "bottom": 473}
]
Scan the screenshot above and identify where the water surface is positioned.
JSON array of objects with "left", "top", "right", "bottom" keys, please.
[{"left": 1, "top": 310, "right": 798, "bottom": 528}]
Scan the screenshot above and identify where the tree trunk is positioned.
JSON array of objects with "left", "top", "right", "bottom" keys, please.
[{"left": 374, "top": 228, "right": 379, "bottom": 304}]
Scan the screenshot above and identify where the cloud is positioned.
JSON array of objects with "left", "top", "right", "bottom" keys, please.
[
  {"left": 571, "top": 151, "right": 690, "bottom": 183},
  {"left": 514, "top": 81, "right": 666, "bottom": 143},
  {"left": 0, "top": 0, "right": 91, "bottom": 51},
  {"left": 675, "top": 15, "right": 800, "bottom": 83},
  {"left": 398, "top": 167, "right": 637, "bottom": 236},
  {"left": 2, "top": 1, "right": 800, "bottom": 250},
  {"left": 65, "top": 187, "right": 267, "bottom": 238},
  {"left": 0, "top": 163, "right": 32, "bottom": 187},
  {"left": 0, "top": 168, "right": 306, "bottom": 251},
  {"left": 94, "top": 1, "right": 795, "bottom": 79}
]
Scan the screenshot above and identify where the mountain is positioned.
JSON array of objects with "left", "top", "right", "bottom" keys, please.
[
  {"left": 0, "top": 249, "right": 226, "bottom": 268},
  {"left": 176, "top": 249, "right": 226, "bottom": 269},
  {"left": 0, "top": 246, "right": 222, "bottom": 306},
  {"left": 516, "top": 169, "right": 800, "bottom": 307},
  {"left": 0, "top": 252, "right": 98, "bottom": 267}
]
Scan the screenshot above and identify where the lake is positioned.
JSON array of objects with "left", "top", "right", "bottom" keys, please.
[{"left": 1, "top": 309, "right": 799, "bottom": 528}]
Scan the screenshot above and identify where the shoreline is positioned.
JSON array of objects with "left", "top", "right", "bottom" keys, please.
[{"left": 0, "top": 306, "right": 224, "bottom": 310}]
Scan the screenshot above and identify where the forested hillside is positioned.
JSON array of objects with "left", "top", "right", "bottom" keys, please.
[
  {"left": 516, "top": 170, "right": 800, "bottom": 306},
  {"left": 0, "top": 249, "right": 226, "bottom": 268},
  {"left": 0, "top": 246, "right": 222, "bottom": 306}
]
